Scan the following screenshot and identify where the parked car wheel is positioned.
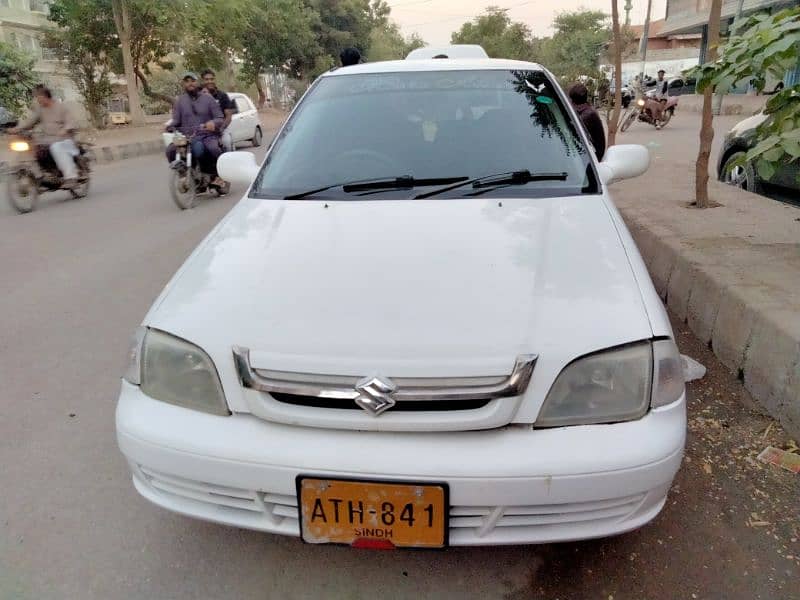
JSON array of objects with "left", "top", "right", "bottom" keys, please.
[
  {"left": 720, "top": 151, "right": 762, "bottom": 194},
  {"left": 252, "top": 126, "right": 263, "bottom": 147}
]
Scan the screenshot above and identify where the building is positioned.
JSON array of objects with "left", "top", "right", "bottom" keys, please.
[
  {"left": 622, "top": 18, "right": 702, "bottom": 80},
  {"left": 0, "top": 0, "right": 83, "bottom": 116},
  {"left": 662, "top": 0, "right": 799, "bottom": 63}
]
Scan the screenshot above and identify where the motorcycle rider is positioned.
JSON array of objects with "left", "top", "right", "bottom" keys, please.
[
  {"left": 646, "top": 69, "right": 669, "bottom": 129},
  {"left": 10, "top": 84, "right": 80, "bottom": 189},
  {"left": 165, "top": 72, "right": 224, "bottom": 185},
  {"left": 201, "top": 68, "right": 236, "bottom": 152}
]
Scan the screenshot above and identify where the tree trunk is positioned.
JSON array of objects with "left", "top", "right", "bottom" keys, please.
[
  {"left": 134, "top": 67, "right": 177, "bottom": 107},
  {"left": 695, "top": 0, "right": 723, "bottom": 208},
  {"left": 255, "top": 73, "right": 266, "bottom": 109},
  {"left": 111, "top": 0, "right": 145, "bottom": 126},
  {"left": 607, "top": 0, "right": 623, "bottom": 147}
]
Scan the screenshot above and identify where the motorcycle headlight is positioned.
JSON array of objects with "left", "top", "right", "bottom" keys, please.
[
  {"left": 123, "top": 328, "right": 229, "bottom": 416},
  {"left": 10, "top": 140, "right": 30, "bottom": 152},
  {"left": 637, "top": 99, "right": 646, "bottom": 107},
  {"left": 536, "top": 342, "right": 652, "bottom": 427}
]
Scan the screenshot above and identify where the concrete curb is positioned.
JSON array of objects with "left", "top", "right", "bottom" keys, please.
[
  {"left": 621, "top": 215, "right": 800, "bottom": 439},
  {"left": 91, "top": 139, "right": 164, "bottom": 165}
]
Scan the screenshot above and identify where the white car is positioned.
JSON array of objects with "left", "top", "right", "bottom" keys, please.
[
  {"left": 117, "top": 55, "right": 686, "bottom": 548},
  {"left": 226, "top": 92, "right": 263, "bottom": 147}
]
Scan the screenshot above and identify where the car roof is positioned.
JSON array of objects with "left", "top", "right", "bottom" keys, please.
[{"left": 325, "top": 58, "right": 546, "bottom": 77}]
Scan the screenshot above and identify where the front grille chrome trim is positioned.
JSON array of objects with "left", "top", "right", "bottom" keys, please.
[{"left": 232, "top": 346, "right": 537, "bottom": 403}]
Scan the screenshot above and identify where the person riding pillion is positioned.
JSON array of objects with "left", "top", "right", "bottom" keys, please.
[
  {"left": 165, "top": 72, "right": 224, "bottom": 185},
  {"left": 201, "top": 68, "right": 236, "bottom": 152},
  {"left": 11, "top": 85, "right": 80, "bottom": 189}
]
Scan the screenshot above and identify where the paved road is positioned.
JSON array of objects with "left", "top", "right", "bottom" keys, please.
[
  {"left": 618, "top": 111, "right": 798, "bottom": 207},
  {"left": 1, "top": 125, "right": 798, "bottom": 600}
]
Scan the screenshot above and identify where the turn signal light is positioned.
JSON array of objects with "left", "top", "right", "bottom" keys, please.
[{"left": 10, "top": 140, "right": 30, "bottom": 152}]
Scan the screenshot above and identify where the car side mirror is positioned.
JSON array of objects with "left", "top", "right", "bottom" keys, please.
[
  {"left": 218, "top": 151, "right": 259, "bottom": 185},
  {"left": 598, "top": 144, "right": 650, "bottom": 185}
]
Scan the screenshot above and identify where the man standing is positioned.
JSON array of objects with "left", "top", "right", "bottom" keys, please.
[
  {"left": 647, "top": 69, "right": 669, "bottom": 129},
  {"left": 11, "top": 85, "right": 80, "bottom": 188},
  {"left": 165, "top": 72, "right": 224, "bottom": 184},
  {"left": 568, "top": 82, "right": 606, "bottom": 161},
  {"left": 201, "top": 68, "right": 236, "bottom": 152}
]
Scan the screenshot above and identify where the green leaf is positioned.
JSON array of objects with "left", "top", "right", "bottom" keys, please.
[
  {"left": 749, "top": 135, "right": 782, "bottom": 156},
  {"left": 756, "top": 159, "right": 776, "bottom": 180},
  {"left": 782, "top": 138, "right": 800, "bottom": 158},
  {"left": 763, "top": 147, "right": 784, "bottom": 162}
]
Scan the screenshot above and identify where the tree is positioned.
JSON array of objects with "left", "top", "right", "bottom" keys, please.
[
  {"left": 368, "top": 21, "right": 424, "bottom": 61},
  {"left": 692, "top": 0, "right": 723, "bottom": 208},
  {"left": 690, "top": 6, "right": 800, "bottom": 191},
  {"left": 303, "top": 0, "right": 376, "bottom": 74},
  {"left": 607, "top": 0, "right": 623, "bottom": 147},
  {"left": 47, "top": 0, "right": 119, "bottom": 128},
  {"left": 545, "top": 9, "right": 610, "bottom": 82},
  {"left": 124, "top": 0, "right": 186, "bottom": 107},
  {"left": 0, "top": 41, "right": 37, "bottom": 116},
  {"left": 111, "top": 0, "right": 145, "bottom": 125},
  {"left": 451, "top": 7, "right": 535, "bottom": 60},
  {"left": 240, "top": 0, "right": 320, "bottom": 106}
]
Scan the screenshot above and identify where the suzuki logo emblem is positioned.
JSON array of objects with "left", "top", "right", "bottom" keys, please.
[{"left": 354, "top": 375, "right": 397, "bottom": 416}]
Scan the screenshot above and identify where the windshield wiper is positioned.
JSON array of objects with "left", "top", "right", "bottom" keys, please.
[
  {"left": 414, "top": 170, "right": 568, "bottom": 199},
  {"left": 283, "top": 175, "right": 469, "bottom": 200}
]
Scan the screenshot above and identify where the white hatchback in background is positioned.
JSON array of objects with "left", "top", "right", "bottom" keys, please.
[
  {"left": 118, "top": 55, "right": 686, "bottom": 548},
  {"left": 227, "top": 92, "right": 263, "bottom": 148}
]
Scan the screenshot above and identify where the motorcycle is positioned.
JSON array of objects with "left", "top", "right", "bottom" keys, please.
[
  {"left": 163, "top": 127, "right": 230, "bottom": 210},
  {"left": 2, "top": 128, "right": 92, "bottom": 213},
  {"left": 620, "top": 91, "right": 679, "bottom": 132}
]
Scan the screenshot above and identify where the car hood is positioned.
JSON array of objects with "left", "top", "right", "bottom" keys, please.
[{"left": 147, "top": 195, "right": 653, "bottom": 421}]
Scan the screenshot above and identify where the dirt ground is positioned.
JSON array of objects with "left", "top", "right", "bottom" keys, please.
[{"left": 512, "top": 312, "right": 800, "bottom": 600}]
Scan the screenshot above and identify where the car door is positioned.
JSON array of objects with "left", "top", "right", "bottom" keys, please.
[{"left": 235, "top": 95, "right": 257, "bottom": 142}]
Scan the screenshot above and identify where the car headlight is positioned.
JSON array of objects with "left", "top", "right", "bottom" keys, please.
[
  {"left": 536, "top": 340, "right": 684, "bottom": 428},
  {"left": 122, "top": 327, "right": 229, "bottom": 416}
]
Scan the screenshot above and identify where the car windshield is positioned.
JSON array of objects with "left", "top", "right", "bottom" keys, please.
[{"left": 252, "top": 69, "right": 596, "bottom": 199}]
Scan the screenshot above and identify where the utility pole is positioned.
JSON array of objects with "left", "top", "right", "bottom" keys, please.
[{"left": 638, "top": 0, "right": 654, "bottom": 92}]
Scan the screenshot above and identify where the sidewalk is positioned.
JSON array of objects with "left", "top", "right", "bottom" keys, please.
[{"left": 614, "top": 113, "right": 800, "bottom": 439}]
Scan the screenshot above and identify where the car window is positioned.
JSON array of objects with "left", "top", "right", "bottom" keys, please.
[
  {"left": 234, "top": 97, "right": 250, "bottom": 113},
  {"left": 252, "top": 70, "right": 594, "bottom": 200}
]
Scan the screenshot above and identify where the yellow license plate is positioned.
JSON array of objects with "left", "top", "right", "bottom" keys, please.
[{"left": 298, "top": 478, "right": 448, "bottom": 548}]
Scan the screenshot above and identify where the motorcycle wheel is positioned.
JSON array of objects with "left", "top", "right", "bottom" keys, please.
[
  {"left": 660, "top": 108, "right": 674, "bottom": 127},
  {"left": 7, "top": 170, "right": 39, "bottom": 214},
  {"left": 170, "top": 169, "right": 197, "bottom": 210},
  {"left": 69, "top": 177, "right": 90, "bottom": 199},
  {"left": 212, "top": 181, "right": 231, "bottom": 196},
  {"left": 620, "top": 110, "right": 638, "bottom": 133}
]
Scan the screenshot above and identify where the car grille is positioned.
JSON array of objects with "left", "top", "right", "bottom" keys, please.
[
  {"left": 269, "top": 392, "right": 492, "bottom": 412},
  {"left": 138, "top": 467, "right": 645, "bottom": 542}
]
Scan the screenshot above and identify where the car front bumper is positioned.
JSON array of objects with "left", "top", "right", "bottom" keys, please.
[{"left": 116, "top": 381, "right": 686, "bottom": 546}]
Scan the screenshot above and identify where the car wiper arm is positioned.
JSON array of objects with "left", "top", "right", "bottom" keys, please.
[
  {"left": 415, "top": 170, "right": 568, "bottom": 199},
  {"left": 284, "top": 175, "right": 468, "bottom": 200}
]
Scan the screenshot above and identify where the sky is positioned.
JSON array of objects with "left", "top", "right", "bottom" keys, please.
[{"left": 390, "top": 0, "right": 668, "bottom": 46}]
